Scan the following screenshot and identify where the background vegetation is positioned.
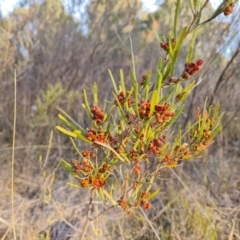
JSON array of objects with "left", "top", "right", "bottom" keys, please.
[{"left": 0, "top": 0, "right": 240, "bottom": 239}]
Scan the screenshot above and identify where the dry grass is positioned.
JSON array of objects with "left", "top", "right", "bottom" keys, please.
[{"left": 0, "top": 135, "right": 240, "bottom": 239}]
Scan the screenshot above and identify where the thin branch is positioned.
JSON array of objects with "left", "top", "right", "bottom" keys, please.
[{"left": 81, "top": 189, "right": 95, "bottom": 240}]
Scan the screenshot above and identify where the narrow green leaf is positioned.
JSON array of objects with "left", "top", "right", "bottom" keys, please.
[
  {"left": 108, "top": 69, "right": 118, "bottom": 93},
  {"left": 56, "top": 107, "right": 85, "bottom": 132},
  {"left": 58, "top": 114, "right": 76, "bottom": 130},
  {"left": 59, "top": 159, "right": 77, "bottom": 177},
  {"left": 97, "top": 188, "right": 106, "bottom": 201},
  {"left": 213, "top": 103, "right": 220, "bottom": 120},
  {"left": 56, "top": 126, "right": 77, "bottom": 138},
  {"left": 187, "top": 29, "right": 197, "bottom": 63},
  {"left": 120, "top": 69, "right": 126, "bottom": 94},
  {"left": 73, "top": 130, "right": 91, "bottom": 144},
  {"left": 148, "top": 189, "right": 160, "bottom": 201},
  {"left": 173, "top": 27, "right": 188, "bottom": 64},
  {"left": 212, "top": 112, "right": 224, "bottom": 133},
  {"left": 168, "top": 33, "right": 174, "bottom": 59},
  {"left": 173, "top": 0, "right": 181, "bottom": 39},
  {"left": 129, "top": 35, "right": 136, "bottom": 77},
  {"left": 70, "top": 137, "right": 82, "bottom": 157},
  {"left": 102, "top": 189, "right": 117, "bottom": 205},
  {"left": 67, "top": 182, "right": 81, "bottom": 188},
  {"left": 146, "top": 175, "right": 154, "bottom": 192},
  {"left": 131, "top": 70, "right": 139, "bottom": 116},
  {"left": 94, "top": 141, "right": 129, "bottom": 163},
  {"left": 93, "top": 82, "right": 98, "bottom": 105},
  {"left": 150, "top": 71, "right": 162, "bottom": 116},
  {"left": 83, "top": 90, "right": 92, "bottom": 118},
  {"left": 211, "top": 125, "right": 222, "bottom": 139}
]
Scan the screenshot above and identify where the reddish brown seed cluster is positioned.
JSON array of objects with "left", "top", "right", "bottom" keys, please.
[
  {"left": 86, "top": 129, "right": 108, "bottom": 144},
  {"left": 79, "top": 176, "right": 92, "bottom": 188},
  {"left": 92, "top": 174, "right": 106, "bottom": 189},
  {"left": 163, "top": 153, "right": 172, "bottom": 164},
  {"left": 192, "top": 141, "right": 213, "bottom": 155},
  {"left": 71, "top": 159, "right": 93, "bottom": 174},
  {"left": 141, "top": 75, "right": 147, "bottom": 85},
  {"left": 139, "top": 191, "right": 151, "bottom": 210},
  {"left": 115, "top": 91, "right": 134, "bottom": 107},
  {"left": 203, "top": 129, "right": 212, "bottom": 141},
  {"left": 174, "top": 144, "right": 190, "bottom": 160},
  {"left": 126, "top": 113, "right": 136, "bottom": 124},
  {"left": 139, "top": 99, "right": 151, "bottom": 118},
  {"left": 108, "top": 134, "right": 118, "bottom": 145},
  {"left": 98, "top": 162, "right": 109, "bottom": 173},
  {"left": 160, "top": 38, "right": 176, "bottom": 51},
  {"left": 91, "top": 105, "right": 105, "bottom": 124},
  {"left": 79, "top": 173, "right": 107, "bottom": 189},
  {"left": 118, "top": 198, "right": 132, "bottom": 215},
  {"left": 154, "top": 103, "right": 174, "bottom": 124},
  {"left": 132, "top": 164, "right": 141, "bottom": 174},
  {"left": 182, "top": 59, "right": 203, "bottom": 79},
  {"left": 82, "top": 149, "right": 96, "bottom": 158},
  {"left": 148, "top": 135, "right": 166, "bottom": 155},
  {"left": 86, "top": 129, "right": 117, "bottom": 146},
  {"left": 224, "top": 2, "right": 235, "bottom": 16},
  {"left": 190, "top": 110, "right": 215, "bottom": 149},
  {"left": 129, "top": 149, "right": 140, "bottom": 163},
  {"left": 71, "top": 159, "right": 82, "bottom": 174}
]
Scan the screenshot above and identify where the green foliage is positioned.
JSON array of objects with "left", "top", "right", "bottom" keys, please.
[{"left": 56, "top": 2, "right": 228, "bottom": 227}]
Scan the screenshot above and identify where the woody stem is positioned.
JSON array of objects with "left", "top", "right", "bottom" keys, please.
[{"left": 80, "top": 189, "right": 94, "bottom": 240}]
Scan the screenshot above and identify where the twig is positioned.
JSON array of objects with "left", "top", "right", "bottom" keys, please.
[
  {"left": 81, "top": 189, "right": 95, "bottom": 240},
  {"left": 186, "top": 0, "right": 209, "bottom": 35}
]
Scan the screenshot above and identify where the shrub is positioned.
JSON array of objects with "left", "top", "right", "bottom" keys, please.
[{"left": 56, "top": 1, "right": 236, "bottom": 239}]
